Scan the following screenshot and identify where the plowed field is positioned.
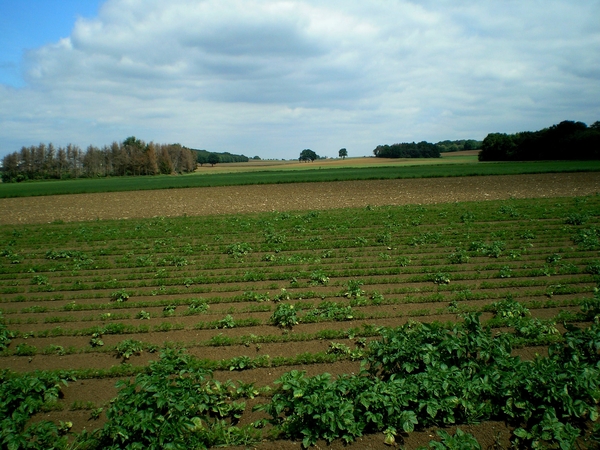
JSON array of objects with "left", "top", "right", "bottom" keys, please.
[{"left": 1, "top": 172, "right": 600, "bottom": 449}]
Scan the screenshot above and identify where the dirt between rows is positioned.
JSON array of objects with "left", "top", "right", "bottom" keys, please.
[{"left": 1, "top": 172, "right": 599, "bottom": 225}]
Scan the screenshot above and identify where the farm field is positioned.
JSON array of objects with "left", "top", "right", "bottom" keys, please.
[
  {"left": 1, "top": 175, "right": 600, "bottom": 449},
  {"left": 2, "top": 155, "right": 600, "bottom": 199}
]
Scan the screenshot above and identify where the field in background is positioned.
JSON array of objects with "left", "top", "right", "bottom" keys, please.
[
  {"left": 1, "top": 152, "right": 600, "bottom": 198},
  {"left": 194, "top": 151, "right": 480, "bottom": 174},
  {"left": 1, "top": 194, "right": 600, "bottom": 448}
]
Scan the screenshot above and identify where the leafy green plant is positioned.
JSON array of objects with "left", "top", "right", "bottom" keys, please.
[
  {"left": 188, "top": 298, "right": 209, "bottom": 313},
  {"left": 217, "top": 314, "right": 236, "bottom": 329},
  {"left": 243, "top": 291, "right": 270, "bottom": 302},
  {"left": 344, "top": 279, "right": 365, "bottom": 298},
  {"left": 310, "top": 270, "right": 330, "bottom": 285},
  {"left": 448, "top": 248, "right": 469, "bottom": 264},
  {"left": 15, "top": 343, "right": 37, "bottom": 356},
  {"left": 433, "top": 272, "right": 450, "bottom": 285},
  {"left": 89, "top": 332, "right": 104, "bottom": 347},
  {"left": 546, "top": 253, "right": 562, "bottom": 264},
  {"left": 565, "top": 212, "right": 589, "bottom": 225},
  {"left": 396, "top": 256, "right": 411, "bottom": 266},
  {"left": 303, "top": 301, "right": 354, "bottom": 322},
  {"left": 417, "top": 428, "right": 482, "bottom": 449},
  {"left": 110, "top": 288, "right": 130, "bottom": 302},
  {"left": 0, "top": 371, "right": 72, "bottom": 450},
  {"left": 226, "top": 242, "right": 252, "bottom": 258},
  {"left": 0, "top": 321, "right": 14, "bottom": 350},
  {"left": 90, "top": 349, "right": 259, "bottom": 449},
  {"left": 498, "top": 265, "right": 512, "bottom": 278},
  {"left": 31, "top": 275, "right": 49, "bottom": 286},
  {"left": 273, "top": 288, "right": 291, "bottom": 302},
  {"left": 136, "top": 310, "right": 151, "bottom": 320},
  {"left": 227, "top": 355, "right": 255, "bottom": 371},
  {"left": 586, "top": 261, "right": 600, "bottom": 275},
  {"left": 269, "top": 304, "right": 298, "bottom": 328},
  {"left": 163, "top": 304, "right": 177, "bottom": 316},
  {"left": 115, "top": 339, "right": 144, "bottom": 360},
  {"left": 326, "top": 342, "right": 351, "bottom": 355}
]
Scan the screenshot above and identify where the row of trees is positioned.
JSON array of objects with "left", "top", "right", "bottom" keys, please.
[
  {"left": 479, "top": 120, "right": 600, "bottom": 161},
  {"left": 373, "top": 141, "right": 440, "bottom": 159},
  {"left": 1, "top": 137, "right": 197, "bottom": 182},
  {"left": 435, "top": 139, "right": 482, "bottom": 152},
  {"left": 196, "top": 150, "right": 248, "bottom": 166}
]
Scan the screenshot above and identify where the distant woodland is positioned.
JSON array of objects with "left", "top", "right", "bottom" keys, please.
[
  {"left": 0, "top": 137, "right": 248, "bottom": 183},
  {"left": 479, "top": 120, "right": 600, "bottom": 161},
  {"left": 373, "top": 139, "right": 482, "bottom": 159}
]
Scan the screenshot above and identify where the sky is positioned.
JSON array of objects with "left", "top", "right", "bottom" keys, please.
[{"left": 0, "top": 0, "right": 599, "bottom": 160}]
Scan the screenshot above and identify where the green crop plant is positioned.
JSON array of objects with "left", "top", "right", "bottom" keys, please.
[
  {"left": 136, "top": 310, "right": 151, "bottom": 320},
  {"left": 187, "top": 298, "right": 209, "bottom": 314},
  {"left": 226, "top": 242, "right": 252, "bottom": 258},
  {"left": 303, "top": 301, "right": 354, "bottom": 322},
  {"left": 243, "top": 291, "right": 270, "bottom": 302},
  {"left": 0, "top": 371, "right": 73, "bottom": 450},
  {"left": 586, "top": 261, "right": 600, "bottom": 275},
  {"left": 87, "top": 349, "right": 260, "bottom": 449},
  {"left": 326, "top": 342, "right": 351, "bottom": 355},
  {"left": 572, "top": 227, "right": 600, "bottom": 250},
  {"left": 565, "top": 212, "right": 589, "bottom": 225},
  {"left": 396, "top": 256, "right": 411, "bottom": 266},
  {"left": 417, "top": 428, "right": 482, "bottom": 449},
  {"left": 310, "top": 270, "right": 329, "bottom": 285},
  {"left": 269, "top": 303, "right": 298, "bottom": 328},
  {"left": 115, "top": 339, "right": 144, "bottom": 360},
  {"left": 110, "top": 288, "right": 130, "bottom": 302},
  {"left": 0, "top": 321, "right": 14, "bottom": 350},
  {"left": 31, "top": 275, "right": 49, "bottom": 286},
  {"left": 273, "top": 288, "right": 291, "bottom": 302},
  {"left": 433, "top": 272, "right": 451, "bottom": 285},
  {"left": 217, "top": 314, "right": 236, "bottom": 329},
  {"left": 163, "top": 304, "right": 177, "bottom": 316},
  {"left": 89, "top": 332, "right": 104, "bottom": 347},
  {"left": 448, "top": 248, "right": 469, "bottom": 264},
  {"left": 15, "top": 343, "right": 37, "bottom": 356},
  {"left": 498, "top": 265, "right": 512, "bottom": 278},
  {"left": 344, "top": 279, "right": 365, "bottom": 298}
]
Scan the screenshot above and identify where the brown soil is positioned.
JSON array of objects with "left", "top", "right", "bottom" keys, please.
[{"left": 1, "top": 172, "right": 599, "bottom": 224}]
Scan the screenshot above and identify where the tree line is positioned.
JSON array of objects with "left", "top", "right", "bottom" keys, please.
[
  {"left": 373, "top": 141, "right": 441, "bottom": 159},
  {"left": 1, "top": 137, "right": 197, "bottom": 183},
  {"left": 479, "top": 120, "right": 600, "bottom": 161}
]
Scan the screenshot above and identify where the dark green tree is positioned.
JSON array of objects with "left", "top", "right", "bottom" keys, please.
[
  {"left": 207, "top": 153, "right": 220, "bottom": 166},
  {"left": 339, "top": 148, "right": 348, "bottom": 159},
  {"left": 299, "top": 149, "right": 318, "bottom": 162}
]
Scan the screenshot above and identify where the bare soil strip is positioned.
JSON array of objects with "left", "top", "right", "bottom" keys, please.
[{"left": 1, "top": 172, "right": 599, "bottom": 225}]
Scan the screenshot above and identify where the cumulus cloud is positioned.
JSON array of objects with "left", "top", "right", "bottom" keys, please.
[{"left": 1, "top": 0, "right": 599, "bottom": 158}]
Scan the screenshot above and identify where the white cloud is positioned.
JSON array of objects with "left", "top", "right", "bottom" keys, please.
[{"left": 1, "top": 0, "right": 599, "bottom": 159}]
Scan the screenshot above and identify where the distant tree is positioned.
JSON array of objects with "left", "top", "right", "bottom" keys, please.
[
  {"left": 197, "top": 154, "right": 207, "bottom": 166},
  {"left": 252, "top": 156, "right": 261, "bottom": 160},
  {"left": 299, "top": 149, "right": 318, "bottom": 162},
  {"left": 207, "top": 153, "right": 220, "bottom": 166},
  {"left": 339, "top": 148, "right": 348, "bottom": 159}
]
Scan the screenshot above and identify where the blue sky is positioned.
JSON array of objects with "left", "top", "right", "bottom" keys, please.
[
  {"left": 0, "top": 1, "right": 101, "bottom": 87},
  {"left": 1, "top": 0, "right": 599, "bottom": 160}
]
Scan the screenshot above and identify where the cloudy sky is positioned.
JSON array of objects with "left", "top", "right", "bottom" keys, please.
[{"left": 1, "top": 0, "right": 598, "bottom": 160}]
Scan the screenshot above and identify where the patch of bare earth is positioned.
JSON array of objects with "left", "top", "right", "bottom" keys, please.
[{"left": 1, "top": 172, "right": 599, "bottom": 225}]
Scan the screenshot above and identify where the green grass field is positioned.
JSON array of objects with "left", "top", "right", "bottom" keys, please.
[{"left": 1, "top": 159, "right": 599, "bottom": 198}]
